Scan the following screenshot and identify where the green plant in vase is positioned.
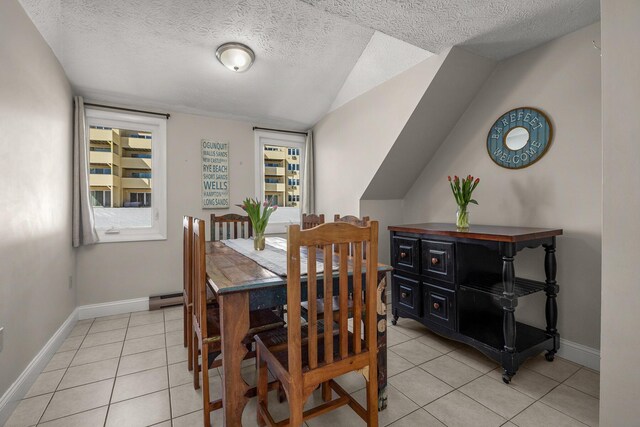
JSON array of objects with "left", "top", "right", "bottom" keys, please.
[
  {"left": 237, "top": 197, "right": 277, "bottom": 250},
  {"left": 448, "top": 175, "right": 480, "bottom": 230}
]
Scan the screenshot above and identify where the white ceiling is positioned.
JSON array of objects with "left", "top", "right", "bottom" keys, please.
[
  {"left": 303, "top": 0, "right": 600, "bottom": 60},
  {"left": 19, "top": 0, "right": 378, "bottom": 129},
  {"left": 330, "top": 31, "right": 433, "bottom": 112},
  {"left": 19, "top": 0, "right": 599, "bottom": 129}
]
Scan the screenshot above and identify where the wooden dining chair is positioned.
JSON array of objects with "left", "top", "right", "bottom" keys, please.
[
  {"left": 300, "top": 215, "right": 370, "bottom": 322},
  {"left": 302, "top": 213, "right": 325, "bottom": 230},
  {"left": 191, "top": 217, "right": 285, "bottom": 427},
  {"left": 182, "top": 216, "right": 195, "bottom": 370},
  {"left": 255, "top": 221, "right": 380, "bottom": 427},
  {"left": 210, "top": 213, "right": 253, "bottom": 241}
]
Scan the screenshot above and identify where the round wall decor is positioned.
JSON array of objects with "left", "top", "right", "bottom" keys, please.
[{"left": 486, "top": 107, "right": 553, "bottom": 169}]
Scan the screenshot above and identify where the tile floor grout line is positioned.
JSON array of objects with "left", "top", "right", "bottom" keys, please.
[
  {"left": 427, "top": 384, "right": 508, "bottom": 425},
  {"left": 533, "top": 382, "right": 597, "bottom": 426},
  {"left": 162, "top": 309, "right": 175, "bottom": 423},
  {"left": 103, "top": 313, "right": 132, "bottom": 427},
  {"left": 34, "top": 318, "right": 96, "bottom": 426},
  {"left": 35, "top": 404, "right": 110, "bottom": 426},
  {"left": 454, "top": 372, "right": 540, "bottom": 422}
]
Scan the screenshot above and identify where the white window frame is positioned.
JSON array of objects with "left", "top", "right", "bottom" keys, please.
[
  {"left": 86, "top": 108, "right": 167, "bottom": 243},
  {"left": 254, "top": 130, "right": 306, "bottom": 235}
]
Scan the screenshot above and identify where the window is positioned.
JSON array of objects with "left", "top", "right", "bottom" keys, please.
[
  {"left": 90, "top": 190, "right": 111, "bottom": 207},
  {"left": 255, "top": 130, "right": 306, "bottom": 233},
  {"left": 86, "top": 108, "right": 166, "bottom": 242}
]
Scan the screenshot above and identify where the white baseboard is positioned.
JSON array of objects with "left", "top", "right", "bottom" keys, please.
[
  {"left": 78, "top": 297, "right": 149, "bottom": 320},
  {"left": 558, "top": 338, "right": 600, "bottom": 371},
  {"left": 0, "top": 308, "right": 79, "bottom": 426}
]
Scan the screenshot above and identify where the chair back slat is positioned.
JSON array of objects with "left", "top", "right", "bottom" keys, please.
[
  {"left": 286, "top": 221, "right": 378, "bottom": 381},
  {"left": 365, "top": 233, "right": 378, "bottom": 351},
  {"left": 322, "top": 244, "right": 334, "bottom": 364},
  {"left": 307, "top": 245, "right": 318, "bottom": 369},
  {"left": 183, "top": 216, "right": 193, "bottom": 304},
  {"left": 338, "top": 242, "right": 349, "bottom": 359},
  {"left": 210, "top": 213, "right": 253, "bottom": 241},
  {"left": 193, "top": 218, "right": 208, "bottom": 341},
  {"left": 302, "top": 213, "right": 325, "bottom": 230},
  {"left": 333, "top": 215, "right": 370, "bottom": 257},
  {"left": 352, "top": 242, "right": 363, "bottom": 353}
]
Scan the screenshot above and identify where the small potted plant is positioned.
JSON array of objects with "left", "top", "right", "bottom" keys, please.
[
  {"left": 448, "top": 175, "right": 480, "bottom": 230},
  {"left": 237, "top": 198, "right": 277, "bottom": 250}
]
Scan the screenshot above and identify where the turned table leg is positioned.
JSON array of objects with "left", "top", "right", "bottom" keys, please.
[
  {"left": 219, "top": 292, "right": 250, "bottom": 427},
  {"left": 544, "top": 237, "right": 560, "bottom": 361},
  {"left": 376, "top": 271, "right": 388, "bottom": 411},
  {"left": 500, "top": 243, "right": 518, "bottom": 383}
]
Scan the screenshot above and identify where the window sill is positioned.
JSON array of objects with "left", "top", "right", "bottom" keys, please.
[
  {"left": 96, "top": 232, "right": 167, "bottom": 244},
  {"left": 264, "top": 221, "right": 299, "bottom": 235}
]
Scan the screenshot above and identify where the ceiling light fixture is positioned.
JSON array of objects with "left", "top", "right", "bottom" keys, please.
[{"left": 215, "top": 42, "right": 255, "bottom": 73}]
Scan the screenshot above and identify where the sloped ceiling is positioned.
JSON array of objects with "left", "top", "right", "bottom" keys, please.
[
  {"left": 362, "top": 48, "right": 495, "bottom": 199},
  {"left": 303, "top": 0, "right": 600, "bottom": 59},
  {"left": 330, "top": 31, "right": 433, "bottom": 112}
]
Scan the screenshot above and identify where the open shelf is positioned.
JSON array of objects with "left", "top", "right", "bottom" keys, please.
[
  {"left": 459, "top": 273, "right": 546, "bottom": 298},
  {"left": 459, "top": 312, "right": 550, "bottom": 351}
]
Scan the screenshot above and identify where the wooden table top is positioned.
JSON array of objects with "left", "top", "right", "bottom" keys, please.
[
  {"left": 388, "top": 223, "right": 563, "bottom": 243},
  {"left": 206, "top": 237, "right": 392, "bottom": 295}
]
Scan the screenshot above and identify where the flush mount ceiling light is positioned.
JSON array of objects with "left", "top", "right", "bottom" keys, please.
[{"left": 216, "top": 42, "right": 255, "bottom": 73}]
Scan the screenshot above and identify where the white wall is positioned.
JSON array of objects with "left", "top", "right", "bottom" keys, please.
[
  {"left": 76, "top": 113, "right": 256, "bottom": 305},
  {"left": 0, "top": 0, "right": 75, "bottom": 397},
  {"left": 403, "top": 23, "right": 602, "bottom": 350},
  {"left": 600, "top": 1, "right": 640, "bottom": 423},
  {"left": 359, "top": 200, "right": 404, "bottom": 265}
]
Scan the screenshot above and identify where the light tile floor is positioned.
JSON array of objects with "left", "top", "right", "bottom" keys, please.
[{"left": 6, "top": 306, "right": 600, "bottom": 426}]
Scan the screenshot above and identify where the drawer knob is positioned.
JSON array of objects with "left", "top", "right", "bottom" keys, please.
[
  {"left": 401, "top": 292, "right": 409, "bottom": 299},
  {"left": 400, "top": 252, "right": 407, "bottom": 259},
  {"left": 433, "top": 302, "right": 440, "bottom": 310},
  {"left": 431, "top": 257, "right": 439, "bottom": 265}
]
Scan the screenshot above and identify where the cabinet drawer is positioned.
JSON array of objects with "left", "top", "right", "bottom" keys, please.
[
  {"left": 392, "top": 275, "right": 421, "bottom": 317},
  {"left": 392, "top": 236, "right": 420, "bottom": 274},
  {"left": 422, "top": 240, "right": 455, "bottom": 283},
  {"left": 424, "top": 284, "right": 456, "bottom": 330}
]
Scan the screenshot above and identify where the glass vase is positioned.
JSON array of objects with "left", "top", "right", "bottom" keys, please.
[
  {"left": 253, "top": 232, "right": 265, "bottom": 251},
  {"left": 456, "top": 206, "right": 470, "bottom": 230}
]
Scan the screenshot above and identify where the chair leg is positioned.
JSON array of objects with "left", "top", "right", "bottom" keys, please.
[
  {"left": 183, "top": 303, "right": 187, "bottom": 347},
  {"left": 256, "top": 346, "right": 268, "bottom": 427},
  {"left": 187, "top": 306, "right": 193, "bottom": 372},
  {"left": 193, "top": 329, "right": 200, "bottom": 390},
  {"left": 288, "top": 389, "right": 304, "bottom": 427},
  {"left": 365, "top": 378, "right": 378, "bottom": 427},
  {"left": 202, "top": 344, "right": 211, "bottom": 427},
  {"left": 321, "top": 381, "right": 332, "bottom": 402}
]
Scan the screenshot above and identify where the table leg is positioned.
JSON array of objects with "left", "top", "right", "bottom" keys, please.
[
  {"left": 219, "top": 292, "right": 250, "bottom": 427},
  {"left": 376, "top": 271, "right": 388, "bottom": 411},
  {"left": 500, "top": 243, "right": 517, "bottom": 384},
  {"left": 544, "top": 237, "right": 560, "bottom": 360}
]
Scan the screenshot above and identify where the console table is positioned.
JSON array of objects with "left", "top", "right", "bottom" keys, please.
[{"left": 388, "top": 223, "right": 562, "bottom": 383}]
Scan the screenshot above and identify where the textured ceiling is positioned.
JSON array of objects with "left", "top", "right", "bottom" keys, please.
[
  {"left": 19, "top": 0, "right": 600, "bottom": 128},
  {"left": 18, "top": 0, "right": 377, "bottom": 129},
  {"left": 302, "top": 0, "right": 600, "bottom": 59}
]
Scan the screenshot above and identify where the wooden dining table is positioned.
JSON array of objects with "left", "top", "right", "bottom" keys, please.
[{"left": 205, "top": 237, "right": 392, "bottom": 426}]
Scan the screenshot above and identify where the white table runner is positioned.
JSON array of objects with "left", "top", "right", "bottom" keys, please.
[{"left": 221, "top": 237, "right": 333, "bottom": 277}]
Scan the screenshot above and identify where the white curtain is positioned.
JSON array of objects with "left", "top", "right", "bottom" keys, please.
[
  {"left": 72, "top": 96, "right": 98, "bottom": 247},
  {"left": 302, "top": 130, "right": 315, "bottom": 215}
]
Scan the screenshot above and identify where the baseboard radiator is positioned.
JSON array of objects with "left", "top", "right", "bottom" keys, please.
[{"left": 149, "top": 292, "right": 183, "bottom": 310}]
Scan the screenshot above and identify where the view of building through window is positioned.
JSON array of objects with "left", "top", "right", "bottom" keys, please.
[
  {"left": 89, "top": 125, "right": 153, "bottom": 229},
  {"left": 262, "top": 144, "right": 301, "bottom": 208}
]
